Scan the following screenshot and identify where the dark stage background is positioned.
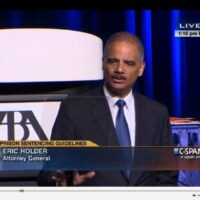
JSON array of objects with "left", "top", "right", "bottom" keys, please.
[{"left": 0, "top": 10, "right": 199, "bottom": 119}]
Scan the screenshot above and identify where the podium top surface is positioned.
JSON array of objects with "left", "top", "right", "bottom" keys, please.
[{"left": 0, "top": 28, "right": 103, "bottom": 83}]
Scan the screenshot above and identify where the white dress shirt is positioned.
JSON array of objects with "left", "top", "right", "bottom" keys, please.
[{"left": 103, "top": 86, "right": 136, "bottom": 146}]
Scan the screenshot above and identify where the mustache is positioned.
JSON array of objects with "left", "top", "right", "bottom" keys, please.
[{"left": 111, "top": 74, "right": 127, "bottom": 80}]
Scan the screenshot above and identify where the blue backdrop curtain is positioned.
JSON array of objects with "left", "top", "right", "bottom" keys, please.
[{"left": 0, "top": 10, "right": 199, "bottom": 119}]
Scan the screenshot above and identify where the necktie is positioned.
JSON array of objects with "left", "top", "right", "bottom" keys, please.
[{"left": 115, "top": 99, "right": 132, "bottom": 179}]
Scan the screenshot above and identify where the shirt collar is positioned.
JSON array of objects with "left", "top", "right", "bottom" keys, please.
[{"left": 103, "top": 85, "right": 133, "bottom": 110}]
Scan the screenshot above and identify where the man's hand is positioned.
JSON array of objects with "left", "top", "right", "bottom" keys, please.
[
  {"left": 51, "top": 170, "right": 95, "bottom": 186},
  {"left": 73, "top": 171, "right": 95, "bottom": 185}
]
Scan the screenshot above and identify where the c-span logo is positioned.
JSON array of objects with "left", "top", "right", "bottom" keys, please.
[{"left": 174, "top": 147, "right": 200, "bottom": 159}]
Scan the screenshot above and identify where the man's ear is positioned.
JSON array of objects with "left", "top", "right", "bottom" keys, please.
[{"left": 138, "top": 61, "right": 145, "bottom": 77}]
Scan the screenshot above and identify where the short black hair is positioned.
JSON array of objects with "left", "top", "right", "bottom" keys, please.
[{"left": 103, "top": 31, "right": 144, "bottom": 61}]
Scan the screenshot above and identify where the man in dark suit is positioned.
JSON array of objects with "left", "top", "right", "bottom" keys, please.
[{"left": 37, "top": 31, "right": 178, "bottom": 186}]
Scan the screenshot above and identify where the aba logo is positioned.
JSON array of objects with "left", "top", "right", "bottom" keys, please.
[{"left": 0, "top": 111, "right": 48, "bottom": 140}]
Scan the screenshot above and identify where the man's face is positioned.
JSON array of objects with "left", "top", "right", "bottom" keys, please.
[{"left": 103, "top": 41, "right": 145, "bottom": 98}]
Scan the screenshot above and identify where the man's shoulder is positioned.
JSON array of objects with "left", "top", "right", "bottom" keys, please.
[
  {"left": 60, "top": 86, "right": 104, "bottom": 105},
  {"left": 134, "top": 92, "right": 168, "bottom": 112},
  {"left": 80, "top": 86, "right": 104, "bottom": 97}
]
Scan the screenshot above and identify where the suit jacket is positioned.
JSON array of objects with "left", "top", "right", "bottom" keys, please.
[{"left": 37, "top": 86, "right": 178, "bottom": 186}]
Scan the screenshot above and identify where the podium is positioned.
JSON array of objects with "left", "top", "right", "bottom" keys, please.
[{"left": 0, "top": 28, "right": 103, "bottom": 186}]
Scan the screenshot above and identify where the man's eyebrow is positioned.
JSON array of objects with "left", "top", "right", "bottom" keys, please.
[
  {"left": 124, "top": 59, "right": 137, "bottom": 64},
  {"left": 124, "top": 59, "right": 136, "bottom": 62},
  {"left": 107, "top": 57, "right": 119, "bottom": 61},
  {"left": 107, "top": 57, "right": 119, "bottom": 59}
]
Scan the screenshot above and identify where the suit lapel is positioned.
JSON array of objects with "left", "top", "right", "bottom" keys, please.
[
  {"left": 134, "top": 93, "right": 148, "bottom": 146},
  {"left": 88, "top": 88, "right": 119, "bottom": 146},
  {"left": 130, "top": 92, "right": 149, "bottom": 185},
  {"left": 88, "top": 88, "right": 148, "bottom": 147}
]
